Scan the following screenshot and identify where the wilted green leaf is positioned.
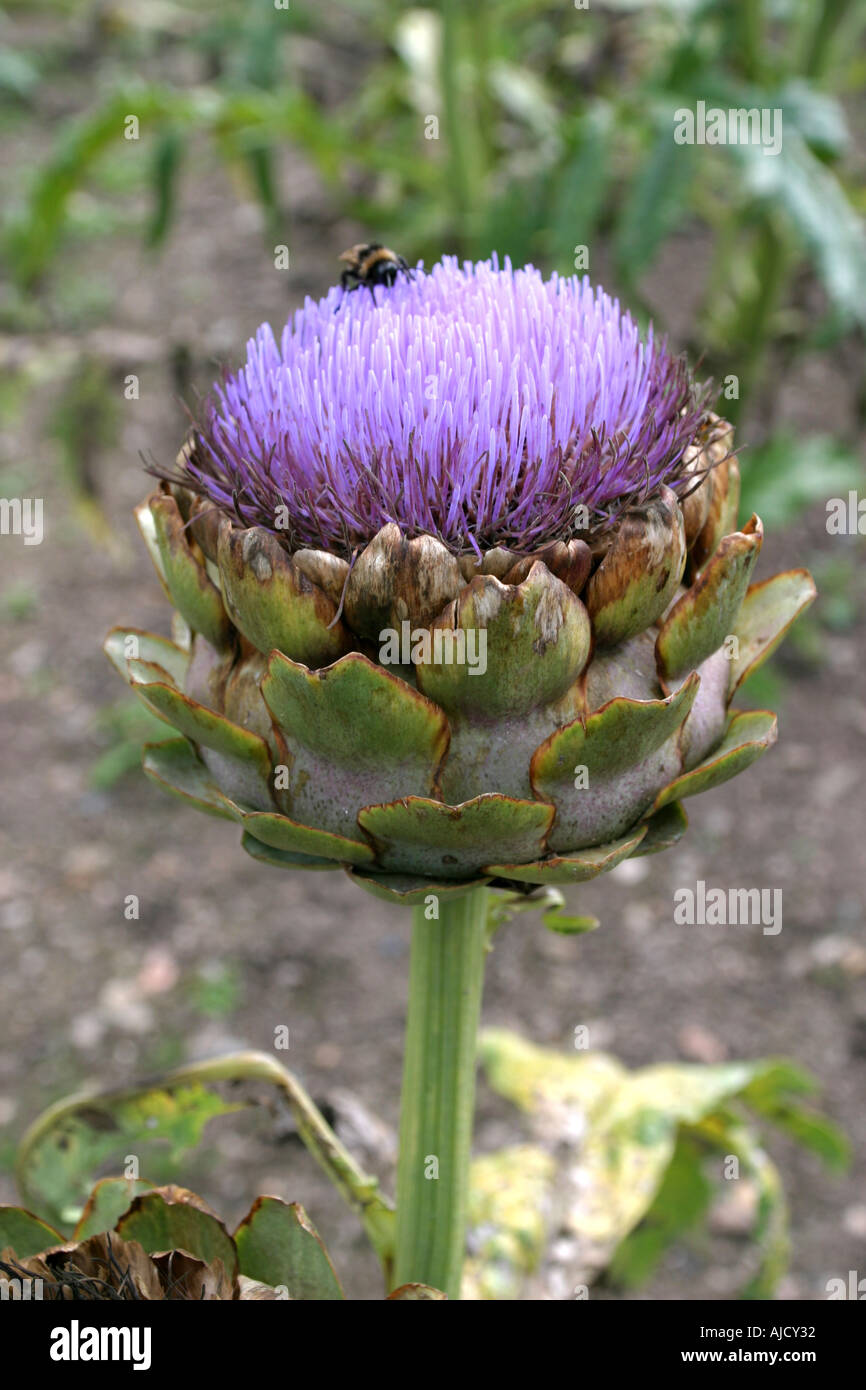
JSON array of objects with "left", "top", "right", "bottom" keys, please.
[
  {"left": 17, "top": 1053, "right": 395, "bottom": 1271},
  {"left": 116, "top": 1188, "right": 238, "bottom": 1279},
  {"left": 609, "top": 1133, "right": 712, "bottom": 1287},
  {"left": 741, "top": 1086, "right": 849, "bottom": 1172},
  {"left": 463, "top": 1145, "right": 556, "bottom": 1301},
  {"left": 0, "top": 1207, "right": 63, "bottom": 1260},
  {"left": 723, "top": 1124, "right": 790, "bottom": 1301},
  {"left": 18, "top": 1082, "right": 243, "bottom": 1229},
  {"left": 475, "top": 1032, "right": 843, "bottom": 1299},
  {"left": 479, "top": 1027, "right": 625, "bottom": 1117},
  {"left": 73, "top": 1177, "right": 156, "bottom": 1241},
  {"left": 234, "top": 1197, "right": 344, "bottom": 1300}
]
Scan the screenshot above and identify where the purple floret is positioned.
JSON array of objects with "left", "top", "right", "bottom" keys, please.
[{"left": 176, "top": 255, "right": 710, "bottom": 556}]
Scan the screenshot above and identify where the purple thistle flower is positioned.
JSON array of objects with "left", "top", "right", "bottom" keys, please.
[{"left": 174, "top": 255, "right": 711, "bottom": 557}]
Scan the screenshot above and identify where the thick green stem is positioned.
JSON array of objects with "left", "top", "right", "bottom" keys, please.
[{"left": 393, "top": 885, "right": 489, "bottom": 1299}]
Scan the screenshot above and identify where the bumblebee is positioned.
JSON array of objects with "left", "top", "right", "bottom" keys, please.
[{"left": 338, "top": 243, "right": 413, "bottom": 300}]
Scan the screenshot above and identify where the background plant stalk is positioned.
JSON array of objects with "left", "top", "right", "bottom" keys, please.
[{"left": 393, "top": 886, "right": 489, "bottom": 1299}]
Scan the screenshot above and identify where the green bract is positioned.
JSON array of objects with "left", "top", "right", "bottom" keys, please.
[{"left": 107, "top": 417, "right": 815, "bottom": 903}]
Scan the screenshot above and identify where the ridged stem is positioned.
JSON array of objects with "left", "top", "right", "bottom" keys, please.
[{"left": 392, "top": 886, "right": 489, "bottom": 1299}]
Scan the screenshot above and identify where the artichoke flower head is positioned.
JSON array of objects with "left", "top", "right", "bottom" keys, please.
[{"left": 106, "top": 257, "right": 816, "bottom": 905}]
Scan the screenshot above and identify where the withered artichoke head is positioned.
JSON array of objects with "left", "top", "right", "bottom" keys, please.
[
  {"left": 1, "top": 1187, "right": 277, "bottom": 1300},
  {"left": 106, "top": 257, "right": 815, "bottom": 905},
  {"left": 0, "top": 1182, "right": 440, "bottom": 1300}
]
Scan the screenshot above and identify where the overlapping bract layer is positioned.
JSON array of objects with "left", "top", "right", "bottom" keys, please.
[{"left": 108, "top": 411, "right": 815, "bottom": 905}]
